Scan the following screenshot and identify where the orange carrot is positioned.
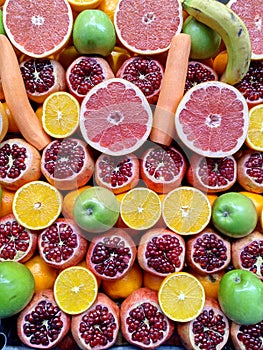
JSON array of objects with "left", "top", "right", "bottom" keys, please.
[
  {"left": 150, "top": 33, "right": 191, "bottom": 146},
  {"left": 0, "top": 34, "right": 51, "bottom": 150}
]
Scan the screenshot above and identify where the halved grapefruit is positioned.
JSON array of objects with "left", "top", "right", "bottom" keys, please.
[
  {"left": 175, "top": 81, "right": 249, "bottom": 158},
  {"left": 79, "top": 78, "right": 153, "bottom": 156},
  {"left": 227, "top": 0, "right": 263, "bottom": 60},
  {"left": 114, "top": 0, "right": 183, "bottom": 55},
  {"left": 3, "top": 0, "right": 73, "bottom": 58}
]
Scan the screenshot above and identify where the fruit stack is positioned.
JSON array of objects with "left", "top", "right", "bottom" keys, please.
[{"left": 0, "top": 0, "right": 262, "bottom": 349}]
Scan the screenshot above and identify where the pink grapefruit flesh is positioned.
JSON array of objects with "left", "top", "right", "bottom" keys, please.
[
  {"left": 175, "top": 81, "right": 249, "bottom": 158},
  {"left": 3, "top": 0, "right": 73, "bottom": 58},
  {"left": 114, "top": 0, "right": 183, "bottom": 55},
  {"left": 79, "top": 78, "right": 153, "bottom": 156}
]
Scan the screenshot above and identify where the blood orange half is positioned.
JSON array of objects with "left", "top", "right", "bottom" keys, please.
[
  {"left": 79, "top": 78, "right": 153, "bottom": 156},
  {"left": 175, "top": 81, "right": 249, "bottom": 158},
  {"left": 114, "top": 0, "right": 183, "bottom": 55},
  {"left": 3, "top": 0, "right": 73, "bottom": 58},
  {"left": 227, "top": 0, "right": 263, "bottom": 60}
]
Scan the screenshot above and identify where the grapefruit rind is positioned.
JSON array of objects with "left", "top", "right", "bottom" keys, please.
[
  {"left": 114, "top": 0, "right": 183, "bottom": 55},
  {"left": 3, "top": 0, "right": 73, "bottom": 58},
  {"left": 79, "top": 78, "right": 153, "bottom": 156},
  {"left": 175, "top": 81, "right": 249, "bottom": 158}
]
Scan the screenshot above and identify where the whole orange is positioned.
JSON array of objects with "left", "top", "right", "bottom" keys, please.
[
  {"left": 0, "top": 187, "right": 15, "bottom": 217},
  {"left": 62, "top": 185, "right": 91, "bottom": 220},
  {"left": 189, "top": 269, "right": 225, "bottom": 300},
  {"left": 239, "top": 191, "right": 263, "bottom": 217},
  {"left": 143, "top": 271, "right": 165, "bottom": 292}
]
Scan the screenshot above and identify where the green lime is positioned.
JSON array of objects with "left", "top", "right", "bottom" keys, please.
[
  {"left": 0, "top": 10, "right": 5, "bottom": 35},
  {"left": 0, "top": 261, "right": 35, "bottom": 318},
  {"left": 73, "top": 9, "right": 116, "bottom": 56},
  {"left": 183, "top": 16, "right": 221, "bottom": 59}
]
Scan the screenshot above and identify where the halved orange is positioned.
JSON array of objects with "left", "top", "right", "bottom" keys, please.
[
  {"left": 42, "top": 91, "right": 80, "bottom": 138},
  {"left": 245, "top": 104, "right": 263, "bottom": 151},
  {"left": 158, "top": 271, "right": 205, "bottom": 322},
  {"left": 54, "top": 266, "right": 98, "bottom": 315},
  {"left": 68, "top": 0, "right": 103, "bottom": 12},
  {"left": 12, "top": 181, "right": 62, "bottom": 230},
  {"left": 162, "top": 186, "right": 211, "bottom": 235},
  {"left": 120, "top": 187, "right": 161, "bottom": 230}
]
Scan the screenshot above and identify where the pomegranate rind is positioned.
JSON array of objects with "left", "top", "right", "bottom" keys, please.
[
  {"left": 71, "top": 293, "right": 120, "bottom": 350},
  {"left": 0, "top": 214, "right": 37, "bottom": 263},
  {"left": 94, "top": 152, "right": 140, "bottom": 194},
  {"left": 114, "top": 0, "right": 183, "bottom": 55},
  {"left": 231, "top": 230, "right": 263, "bottom": 279},
  {"left": 3, "top": 0, "right": 73, "bottom": 58},
  {"left": 230, "top": 320, "right": 263, "bottom": 350},
  {"left": 120, "top": 287, "right": 174, "bottom": 349},
  {"left": 175, "top": 81, "right": 249, "bottom": 158},
  {"left": 177, "top": 297, "right": 230, "bottom": 350},
  {"left": 17, "top": 289, "right": 70, "bottom": 349},
  {"left": 137, "top": 227, "right": 186, "bottom": 277},
  {"left": 79, "top": 78, "right": 153, "bottom": 156}
]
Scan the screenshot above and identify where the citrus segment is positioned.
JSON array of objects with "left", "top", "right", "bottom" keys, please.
[
  {"left": 245, "top": 104, "right": 263, "bottom": 151},
  {"left": 114, "top": 0, "right": 183, "bottom": 55},
  {"left": 79, "top": 78, "right": 153, "bottom": 156},
  {"left": 12, "top": 181, "right": 62, "bottom": 230},
  {"left": 54, "top": 266, "right": 98, "bottom": 315},
  {"left": 42, "top": 91, "right": 80, "bottom": 138},
  {"left": 162, "top": 186, "right": 211, "bottom": 235},
  {"left": 120, "top": 187, "right": 161, "bottom": 230},
  {"left": 158, "top": 271, "right": 205, "bottom": 322},
  {"left": 3, "top": 0, "right": 73, "bottom": 58},
  {"left": 175, "top": 81, "right": 249, "bottom": 157}
]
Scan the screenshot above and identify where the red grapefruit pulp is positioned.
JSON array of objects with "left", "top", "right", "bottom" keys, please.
[
  {"left": 79, "top": 78, "right": 153, "bottom": 156},
  {"left": 175, "top": 81, "right": 249, "bottom": 158},
  {"left": 114, "top": 0, "right": 183, "bottom": 55},
  {"left": 3, "top": 0, "right": 73, "bottom": 58}
]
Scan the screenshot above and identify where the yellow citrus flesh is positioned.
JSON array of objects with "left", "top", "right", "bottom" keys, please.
[
  {"left": 120, "top": 187, "right": 162, "bottom": 230},
  {"left": 162, "top": 186, "right": 211, "bottom": 235},
  {"left": 42, "top": 91, "right": 80, "bottom": 138},
  {"left": 68, "top": 0, "right": 103, "bottom": 12},
  {"left": 245, "top": 104, "right": 263, "bottom": 151},
  {"left": 54, "top": 266, "right": 98, "bottom": 315},
  {"left": 0, "top": 101, "right": 9, "bottom": 142},
  {"left": 12, "top": 181, "right": 62, "bottom": 230},
  {"left": 158, "top": 271, "right": 205, "bottom": 322}
]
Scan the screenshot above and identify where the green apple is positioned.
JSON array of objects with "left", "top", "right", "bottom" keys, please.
[
  {"left": 218, "top": 269, "right": 263, "bottom": 325},
  {"left": 0, "top": 261, "right": 35, "bottom": 319},
  {"left": 73, "top": 186, "right": 120, "bottom": 234},
  {"left": 0, "top": 10, "right": 5, "bottom": 35},
  {"left": 212, "top": 192, "right": 258, "bottom": 238},
  {"left": 73, "top": 9, "right": 116, "bottom": 56},
  {"left": 182, "top": 16, "right": 221, "bottom": 59}
]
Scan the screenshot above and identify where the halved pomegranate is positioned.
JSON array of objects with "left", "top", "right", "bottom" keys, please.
[
  {"left": 0, "top": 138, "right": 41, "bottom": 190},
  {"left": 137, "top": 227, "right": 186, "bottom": 277},
  {"left": 17, "top": 289, "right": 70, "bottom": 349},
  {"left": 184, "top": 61, "right": 218, "bottom": 94},
  {"left": 41, "top": 138, "right": 94, "bottom": 191},
  {"left": 140, "top": 145, "right": 187, "bottom": 193},
  {"left": 66, "top": 56, "right": 115, "bottom": 102},
  {"left": 237, "top": 149, "right": 263, "bottom": 193},
  {"left": 186, "top": 227, "right": 231, "bottom": 275},
  {"left": 230, "top": 320, "right": 263, "bottom": 350},
  {"left": 120, "top": 287, "right": 174, "bottom": 349},
  {"left": 177, "top": 297, "right": 230, "bottom": 350},
  {"left": 20, "top": 58, "right": 66, "bottom": 104},
  {"left": 116, "top": 56, "right": 164, "bottom": 104},
  {"left": 186, "top": 154, "right": 237, "bottom": 193},
  {"left": 0, "top": 214, "right": 37, "bottom": 263},
  {"left": 71, "top": 292, "right": 120, "bottom": 350},
  {"left": 38, "top": 218, "right": 88, "bottom": 270},
  {"left": 232, "top": 230, "right": 263, "bottom": 279},
  {"left": 86, "top": 228, "right": 136, "bottom": 281},
  {"left": 94, "top": 153, "right": 140, "bottom": 194}
]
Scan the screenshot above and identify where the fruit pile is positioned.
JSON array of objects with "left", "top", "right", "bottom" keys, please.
[{"left": 0, "top": 0, "right": 262, "bottom": 349}]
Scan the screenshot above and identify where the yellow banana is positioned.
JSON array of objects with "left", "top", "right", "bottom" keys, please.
[{"left": 182, "top": 0, "right": 251, "bottom": 85}]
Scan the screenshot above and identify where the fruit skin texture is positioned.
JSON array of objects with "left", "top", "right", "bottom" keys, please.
[
  {"left": 73, "top": 186, "right": 119, "bottom": 234},
  {"left": 182, "top": 16, "right": 221, "bottom": 59},
  {"left": 212, "top": 192, "right": 258, "bottom": 238},
  {"left": 73, "top": 9, "right": 116, "bottom": 56},
  {"left": 218, "top": 269, "right": 263, "bottom": 325},
  {"left": 182, "top": 0, "right": 251, "bottom": 85},
  {"left": 0, "top": 261, "right": 35, "bottom": 318}
]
